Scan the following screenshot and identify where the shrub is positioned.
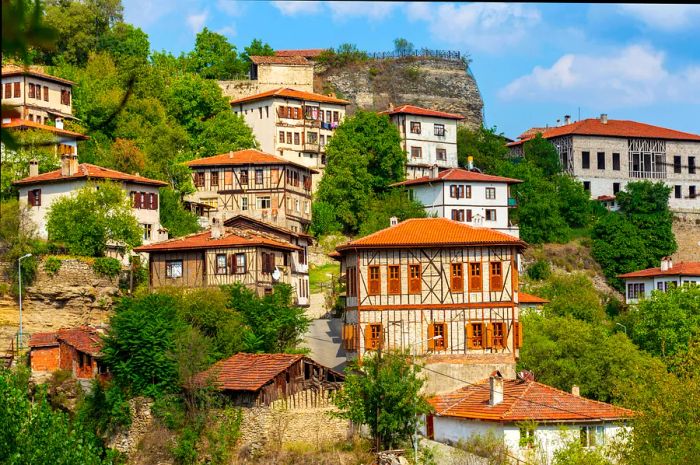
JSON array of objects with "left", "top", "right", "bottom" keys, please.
[
  {"left": 77, "top": 380, "right": 132, "bottom": 437},
  {"left": 404, "top": 66, "right": 421, "bottom": 81},
  {"left": 92, "top": 257, "right": 122, "bottom": 278},
  {"left": 43, "top": 256, "right": 62, "bottom": 276},
  {"left": 526, "top": 260, "right": 551, "bottom": 281}
]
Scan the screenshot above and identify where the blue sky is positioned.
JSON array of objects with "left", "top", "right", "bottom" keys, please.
[{"left": 123, "top": 1, "right": 700, "bottom": 138}]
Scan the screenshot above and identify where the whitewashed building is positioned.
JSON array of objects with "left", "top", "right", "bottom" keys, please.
[
  {"left": 508, "top": 115, "right": 700, "bottom": 211},
  {"left": 382, "top": 104, "right": 463, "bottom": 180},
  {"left": 426, "top": 373, "right": 633, "bottom": 465},
  {"left": 392, "top": 167, "right": 522, "bottom": 238},
  {"left": 618, "top": 257, "right": 700, "bottom": 304}
]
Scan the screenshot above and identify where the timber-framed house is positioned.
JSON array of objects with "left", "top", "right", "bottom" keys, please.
[
  {"left": 333, "top": 218, "right": 528, "bottom": 385},
  {"left": 185, "top": 149, "right": 316, "bottom": 233},
  {"left": 134, "top": 223, "right": 307, "bottom": 302}
]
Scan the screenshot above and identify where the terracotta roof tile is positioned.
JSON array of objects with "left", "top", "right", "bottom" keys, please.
[
  {"left": 336, "top": 218, "right": 526, "bottom": 252},
  {"left": 2, "top": 119, "right": 88, "bottom": 139},
  {"left": 508, "top": 119, "right": 700, "bottom": 147},
  {"left": 392, "top": 168, "right": 522, "bottom": 187},
  {"left": 382, "top": 104, "right": 464, "bottom": 120},
  {"left": 185, "top": 149, "right": 317, "bottom": 173},
  {"left": 429, "top": 378, "right": 633, "bottom": 422},
  {"left": 2, "top": 64, "right": 75, "bottom": 85},
  {"left": 13, "top": 163, "right": 168, "bottom": 187},
  {"left": 29, "top": 332, "right": 59, "bottom": 348},
  {"left": 618, "top": 262, "right": 700, "bottom": 279},
  {"left": 519, "top": 292, "right": 550, "bottom": 304},
  {"left": 249, "top": 55, "right": 309, "bottom": 65},
  {"left": 230, "top": 87, "right": 349, "bottom": 105},
  {"left": 57, "top": 327, "right": 103, "bottom": 356},
  {"left": 274, "top": 49, "right": 327, "bottom": 58},
  {"left": 134, "top": 228, "right": 301, "bottom": 253},
  {"left": 195, "top": 353, "right": 304, "bottom": 391}
]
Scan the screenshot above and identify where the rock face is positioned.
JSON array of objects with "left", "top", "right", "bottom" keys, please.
[{"left": 315, "top": 57, "right": 483, "bottom": 130}]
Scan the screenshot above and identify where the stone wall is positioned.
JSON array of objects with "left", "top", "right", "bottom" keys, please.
[
  {"left": 109, "top": 397, "right": 155, "bottom": 455},
  {"left": 422, "top": 354, "right": 516, "bottom": 396},
  {"left": 316, "top": 58, "right": 483, "bottom": 130},
  {"left": 672, "top": 212, "right": 700, "bottom": 263}
]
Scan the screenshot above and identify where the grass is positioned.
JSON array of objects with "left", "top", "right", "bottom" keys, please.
[{"left": 309, "top": 263, "right": 340, "bottom": 294}]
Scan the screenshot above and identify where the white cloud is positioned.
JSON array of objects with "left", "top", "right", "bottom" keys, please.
[
  {"left": 408, "top": 3, "right": 541, "bottom": 53},
  {"left": 217, "top": 0, "right": 243, "bottom": 16},
  {"left": 618, "top": 5, "right": 700, "bottom": 31},
  {"left": 186, "top": 11, "right": 208, "bottom": 33},
  {"left": 271, "top": 1, "right": 322, "bottom": 16},
  {"left": 217, "top": 26, "right": 236, "bottom": 37},
  {"left": 499, "top": 44, "right": 700, "bottom": 107},
  {"left": 123, "top": 0, "right": 176, "bottom": 28},
  {"left": 326, "top": 1, "right": 397, "bottom": 22}
]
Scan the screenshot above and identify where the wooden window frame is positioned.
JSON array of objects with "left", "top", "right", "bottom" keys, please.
[
  {"left": 194, "top": 172, "right": 205, "bottom": 188},
  {"left": 436, "top": 148, "right": 447, "bottom": 161},
  {"left": 210, "top": 171, "right": 219, "bottom": 187},
  {"left": 513, "top": 321, "right": 523, "bottom": 349},
  {"left": 428, "top": 323, "right": 448, "bottom": 351},
  {"left": 365, "top": 323, "right": 383, "bottom": 350},
  {"left": 469, "top": 262, "right": 482, "bottom": 291},
  {"left": 28, "top": 189, "right": 42, "bottom": 207},
  {"left": 28, "top": 83, "right": 35, "bottom": 99},
  {"left": 343, "top": 324, "right": 358, "bottom": 351},
  {"left": 14, "top": 81, "right": 20, "bottom": 98},
  {"left": 3, "top": 83, "right": 10, "bottom": 99},
  {"left": 165, "top": 259, "right": 183, "bottom": 279},
  {"left": 410, "top": 146, "right": 422, "bottom": 159},
  {"left": 215, "top": 253, "right": 227, "bottom": 275},
  {"left": 409, "top": 264, "right": 421, "bottom": 294},
  {"left": 485, "top": 209, "right": 497, "bottom": 221},
  {"left": 485, "top": 187, "right": 496, "bottom": 199},
  {"left": 434, "top": 124, "right": 445, "bottom": 136},
  {"left": 234, "top": 253, "right": 246, "bottom": 274},
  {"left": 43, "top": 86, "right": 49, "bottom": 101},
  {"left": 491, "top": 322, "right": 505, "bottom": 349},
  {"left": 612, "top": 152, "right": 621, "bottom": 171},
  {"left": 368, "top": 265, "right": 381, "bottom": 296},
  {"left": 255, "top": 169, "right": 264, "bottom": 185},
  {"left": 466, "top": 322, "right": 485, "bottom": 349},
  {"left": 410, "top": 121, "right": 421, "bottom": 134},
  {"left": 450, "top": 263, "right": 464, "bottom": 292},
  {"left": 388, "top": 265, "right": 401, "bottom": 295},
  {"left": 490, "top": 262, "right": 503, "bottom": 291}
]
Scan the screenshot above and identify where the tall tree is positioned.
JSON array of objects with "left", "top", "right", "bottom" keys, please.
[
  {"left": 456, "top": 126, "right": 510, "bottom": 173},
  {"left": 165, "top": 73, "right": 230, "bottom": 137},
  {"left": 522, "top": 134, "right": 561, "bottom": 177},
  {"left": 109, "top": 138, "right": 145, "bottom": 174},
  {"left": 97, "top": 21, "right": 150, "bottom": 70},
  {"left": 159, "top": 187, "right": 200, "bottom": 238},
  {"left": 241, "top": 38, "right": 274, "bottom": 62},
  {"left": 196, "top": 111, "right": 257, "bottom": 157},
  {"left": 187, "top": 27, "right": 244, "bottom": 79}
]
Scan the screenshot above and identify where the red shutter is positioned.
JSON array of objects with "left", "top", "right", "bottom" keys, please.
[
  {"left": 466, "top": 209, "right": 473, "bottom": 222},
  {"left": 133, "top": 192, "right": 141, "bottom": 208},
  {"left": 153, "top": 193, "right": 158, "bottom": 210},
  {"left": 14, "top": 82, "right": 20, "bottom": 98},
  {"left": 28, "top": 190, "right": 35, "bottom": 206},
  {"left": 36, "top": 189, "right": 41, "bottom": 206},
  {"left": 229, "top": 254, "right": 236, "bottom": 274}
]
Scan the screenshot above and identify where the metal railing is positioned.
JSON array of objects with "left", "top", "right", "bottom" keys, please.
[{"left": 368, "top": 49, "right": 463, "bottom": 61}]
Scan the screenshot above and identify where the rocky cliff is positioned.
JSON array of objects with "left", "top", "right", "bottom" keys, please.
[{"left": 315, "top": 57, "right": 483, "bottom": 129}]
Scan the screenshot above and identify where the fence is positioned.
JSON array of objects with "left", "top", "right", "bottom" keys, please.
[{"left": 368, "top": 49, "right": 463, "bottom": 61}]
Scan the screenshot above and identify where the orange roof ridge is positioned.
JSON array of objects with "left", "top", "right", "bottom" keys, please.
[
  {"left": 392, "top": 168, "right": 523, "bottom": 187},
  {"left": 382, "top": 104, "right": 464, "bottom": 120},
  {"left": 618, "top": 261, "right": 700, "bottom": 278},
  {"left": 185, "top": 148, "right": 318, "bottom": 173},
  {"left": 230, "top": 87, "right": 349, "bottom": 105},
  {"left": 13, "top": 162, "right": 168, "bottom": 187},
  {"left": 2, "top": 119, "right": 88, "bottom": 139}
]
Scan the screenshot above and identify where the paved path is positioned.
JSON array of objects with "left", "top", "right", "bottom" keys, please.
[{"left": 303, "top": 317, "right": 347, "bottom": 372}]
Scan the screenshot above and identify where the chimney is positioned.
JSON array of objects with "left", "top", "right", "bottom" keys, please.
[
  {"left": 660, "top": 256, "right": 673, "bottom": 271},
  {"left": 210, "top": 217, "right": 224, "bottom": 239},
  {"left": 556, "top": 119, "right": 561, "bottom": 127},
  {"left": 564, "top": 115, "right": 571, "bottom": 125},
  {"left": 600, "top": 113, "right": 608, "bottom": 124},
  {"left": 389, "top": 216, "right": 399, "bottom": 227},
  {"left": 489, "top": 374, "right": 504, "bottom": 406},
  {"left": 60, "top": 154, "right": 72, "bottom": 176},
  {"left": 388, "top": 102, "right": 394, "bottom": 111},
  {"left": 29, "top": 158, "right": 39, "bottom": 177},
  {"left": 571, "top": 385, "right": 580, "bottom": 397},
  {"left": 431, "top": 164, "right": 439, "bottom": 178},
  {"left": 467, "top": 156, "right": 474, "bottom": 171},
  {"left": 55, "top": 117, "right": 64, "bottom": 130},
  {"left": 229, "top": 150, "right": 233, "bottom": 159}
]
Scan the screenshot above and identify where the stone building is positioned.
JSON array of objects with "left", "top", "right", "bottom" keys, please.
[
  {"left": 230, "top": 88, "right": 349, "bottom": 171},
  {"left": 333, "top": 217, "right": 527, "bottom": 393},
  {"left": 382, "top": 104, "right": 464, "bottom": 179},
  {"left": 218, "top": 56, "right": 315, "bottom": 102},
  {"left": 508, "top": 115, "right": 700, "bottom": 211}
]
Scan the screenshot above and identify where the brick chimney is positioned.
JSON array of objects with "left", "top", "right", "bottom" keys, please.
[
  {"left": 489, "top": 373, "right": 504, "bottom": 406},
  {"left": 571, "top": 385, "right": 580, "bottom": 397},
  {"left": 210, "top": 215, "right": 225, "bottom": 240},
  {"left": 660, "top": 256, "right": 673, "bottom": 271},
  {"left": 600, "top": 113, "right": 608, "bottom": 124},
  {"left": 60, "top": 154, "right": 78, "bottom": 176},
  {"left": 29, "top": 158, "right": 39, "bottom": 177}
]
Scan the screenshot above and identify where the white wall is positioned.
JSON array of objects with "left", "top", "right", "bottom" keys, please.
[
  {"left": 390, "top": 113, "right": 459, "bottom": 178},
  {"left": 623, "top": 275, "right": 700, "bottom": 304}
]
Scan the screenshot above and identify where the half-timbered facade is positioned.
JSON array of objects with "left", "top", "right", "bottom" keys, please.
[
  {"left": 333, "top": 218, "right": 527, "bottom": 388},
  {"left": 134, "top": 224, "right": 309, "bottom": 303},
  {"left": 185, "top": 149, "right": 315, "bottom": 233}
]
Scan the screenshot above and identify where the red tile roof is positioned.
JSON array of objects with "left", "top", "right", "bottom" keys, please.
[
  {"left": 519, "top": 292, "right": 549, "bottom": 304},
  {"left": 185, "top": 149, "right": 317, "bottom": 173},
  {"left": 274, "top": 49, "right": 327, "bottom": 58},
  {"left": 429, "top": 378, "right": 633, "bottom": 423},
  {"left": 382, "top": 104, "right": 464, "bottom": 120},
  {"left": 249, "top": 55, "right": 309, "bottom": 65},
  {"left": 617, "top": 262, "right": 700, "bottom": 279},
  {"left": 2, "top": 119, "right": 88, "bottom": 139},
  {"left": 230, "top": 87, "right": 349, "bottom": 106},
  {"left": 57, "top": 327, "right": 103, "bottom": 356},
  {"left": 13, "top": 163, "right": 168, "bottom": 187},
  {"left": 29, "top": 332, "right": 59, "bottom": 348},
  {"left": 392, "top": 168, "right": 522, "bottom": 187},
  {"left": 336, "top": 218, "right": 526, "bottom": 252},
  {"left": 508, "top": 118, "right": 700, "bottom": 147},
  {"left": 597, "top": 195, "right": 616, "bottom": 202},
  {"left": 2, "top": 64, "right": 75, "bottom": 85},
  {"left": 195, "top": 353, "right": 304, "bottom": 391},
  {"left": 134, "top": 228, "right": 301, "bottom": 253}
]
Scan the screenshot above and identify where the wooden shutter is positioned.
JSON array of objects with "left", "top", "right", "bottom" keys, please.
[
  {"left": 44, "top": 86, "right": 49, "bottom": 101},
  {"left": 229, "top": 254, "right": 236, "bottom": 274},
  {"left": 439, "top": 324, "right": 448, "bottom": 350},
  {"left": 490, "top": 263, "right": 503, "bottom": 291},
  {"left": 28, "top": 190, "right": 35, "bottom": 206},
  {"left": 134, "top": 192, "right": 141, "bottom": 208},
  {"left": 469, "top": 263, "right": 482, "bottom": 291},
  {"left": 466, "top": 209, "right": 473, "bottom": 222},
  {"left": 364, "top": 324, "right": 382, "bottom": 350},
  {"left": 14, "top": 82, "right": 20, "bottom": 97},
  {"left": 409, "top": 265, "right": 421, "bottom": 294},
  {"left": 140, "top": 192, "right": 147, "bottom": 209},
  {"left": 466, "top": 323, "right": 474, "bottom": 349},
  {"left": 388, "top": 266, "right": 400, "bottom": 294},
  {"left": 368, "top": 266, "right": 380, "bottom": 295},
  {"left": 485, "top": 323, "right": 494, "bottom": 349},
  {"left": 512, "top": 259, "right": 518, "bottom": 292},
  {"left": 153, "top": 193, "right": 158, "bottom": 210},
  {"left": 451, "top": 263, "right": 463, "bottom": 292},
  {"left": 36, "top": 189, "right": 41, "bottom": 206},
  {"left": 514, "top": 322, "right": 523, "bottom": 349},
  {"left": 427, "top": 323, "right": 435, "bottom": 350}
]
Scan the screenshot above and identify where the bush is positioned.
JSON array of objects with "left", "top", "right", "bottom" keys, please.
[
  {"left": 92, "top": 257, "right": 122, "bottom": 278},
  {"left": 43, "top": 256, "right": 62, "bottom": 276},
  {"left": 77, "top": 380, "right": 132, "bottom": 437},
  {"left": 310, "top": 201, "right": 341, "bottom": 237},
  {"left": 526, "top": 260, "right": 551, "bottom": 281}
]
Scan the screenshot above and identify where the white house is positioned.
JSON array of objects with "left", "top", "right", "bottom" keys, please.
[
  {"left": 13, "top": 154, "right": 168, "bottom": 245},
  {"left": 618, "top": 257, "right": 700, "bottom": 304},
  {"left": 392, "top": 167, "right": 522, "bottom": 238},
  {"left": 382, "top": 104, "right": 463, "bottom": 180},
  {"left": 426, "top": 373, "right": 633, "bottom": 465}
]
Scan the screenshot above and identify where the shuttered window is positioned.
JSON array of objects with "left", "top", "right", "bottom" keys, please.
[
  {"left": 28, "top": 83, "right": 35, "bottom": 98},
  {"left": 428, "top": 323, "right": 447, "bottom": 351},
  {"left": 466, "top": 322, "right": 485, "bottom": 349},
  {"left": 215, "top": 254, "right": 227, "bottom": 275},
  {"left": 4, "top": 83, "right": 10, "bottom": 98},
  {"left": 469, "top": 263, "right": 482, "bottom": 291},
  {"left": 28, "top": 189, "right": 41, "bottom": 207},
  {"left": 388, "top": 265, "right": 401, "bottom": 295},
  {"left": 235, "top": 253, "right": 247, "bottom": 274},
  {"left": 490, "top": 262, "right": 503, "bottom": 291},
  {"left": 239, "top": 169, "right": 248, "bottom": 185},
  {"left": 342, "top": 324, "right": 358, "bottom": 351},
  {"left": 450, "top": 263, "right": 463, "bottom": 292},
  {"left": 210, "top": 171, "right": 219, "bottom": 187},
  {"left": 132, "top": 192, "right": 141, "bottom": 208},
  {"left": 513, "top": 321, "right": 523, "bottom": 349},
  {"left": 140, "top": 192, "right": 147, "bottom": 209},
  {"left": 346, "top": 266, "right": 356, "bottom": 297},
  {"left": 491, "top": 322, "right": 505, "bottom": 349},
  {"left": 194, "top": 172, "right": 204, "bottom": 187},
  {"left": 368, "top": 265, "right": 381, "bottom": 295},
  {"left": 364, "top": 323, "right": 383, "bottom": 350},
  {"left": 44, "top": 86, "right": 49, "bottom": 101},
  {"left": 13, "top": 82, "right": 20, "bottom": 97},
  {"left": 408, "top": 264, "right": 421, "bottom": 294}
]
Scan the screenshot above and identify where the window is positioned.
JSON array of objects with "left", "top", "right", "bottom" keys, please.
[
  {"left": 469, "top": 263, "right": 482, "bottom": 291},
  {"left": 583, "top": 181, "right": 591, "bottom": 192},
  {"left": 690, "top": 157, "right": 696, "bottom": 174},
  {"left": 367, "top": 265, "right": 381, "bottom": 295},
  {"left": 612, "top": 153, "right": 620, "bottom": 171},
  {"left": 142, "top": 224, "right": 152, "bottom": 241},
  {"left": 434, "top": 124, "right": 445, "bottom": 136},
  {"left": 326, "top": 110, "right": 331, "bottom": 122},
  {"left": 597, "top": 152, "right": 605, "bottom": 170},
  {"left": 450, "top": 185, "right": 466, "bottom": 198},
  {"left": 307, "top": 131, "right": 318, "bottom": 143},
  {"left": 485, "top": 209, "right": 497, "bottom": 221},
  {"left": 333, "top": 111, "right": 339, "bottom": 122},
  {"left": 28, "top": 83, "right": 35, "bottom": 98},
  {"left": 261, "top": 252, "right": 275, "bottom": 273},
  {"left": 429, "top": 323, "right": 447, "bottom": 350},
  {"left": 465, "top": 185, "right": 472, "bottom": 198},
  {"left": 410, "top": 121, "right": 421, "bottom": 134},
  {"left": 216, "top": 254, "right": 227, "bottom": 274},
  {"left": 409, "top": 264, "right": 421, "bottom": 294},
  {"left": 451, "top": 209, "right": 465, "bottom": 221},
  {"left": 292, "top": 107, "right": 299, "bottom": 119},
  {"left": 450, "top": 263, "right": 463, "bottom": 292},
  {"left": 613, "top": 183, "right": 620, "bottom": 194},
  {"left": 166, "top": 260, "right": 183, "bottom": 279},
  {"left": 279, "top": 130, "right": 285, "bottom": 143},
  {"left": 519, "top": 425, "right": 536, "bottom": 449},
  {"left": 14, "top": 82, "right": 21, "bottom": 98},
  {"left": 4, "top": 83, "right": 10, "bottom": 98},
  {"left": 411, "top": 146, "right": 422, "bottom": 159},
  {"left": 60, "top": 89, "right": 70, "bottom": 105},
  {"left": 294, "top": 132, "right": 300, "bottom": 145},
  {"left": 298, "top": 248, "right": 306, "bottom": 265},
  {"left": 347, "top": 266, "right": 357, "bottom": 297},
  {"left": 365, "top": 323, "right": 383, "bottom": 350},
  {"left": 466, "top": 209, "right": 473, "bottom": 222},
  {"left": 241, "top": 197, "right": 248, "bottom": 210},
  {"left": 674, "top": 185, "right": 682, "bottom": 198},
  {"left": 342, "top": 324, "right": 357, "bottom": 351},
  {"left": 690, "top": 186, "right": 697, "bottom": 198},
  {"left": 673, "top": 156, "right": 682, "bottom": 174},
  {"left": 490, "top": 262, "right": 503, "bottom": 290},
  {"left": 235, "top": 253, "right": 247, "bottom": 274},
  {"left": 259, "top": 107, "right": 263, "bottom": 119},
  {"left": 255, "top": 169, "right": 264, "bottom": 184},
  {"left": 286, "top": 132, "right": 292, "bottom": 144},
  {"left": 582, "top": 151, "right": 590, "bottom": 169},
  {"left": 627, "top": 283, "right": 645, "bottom": 300},
  {"left": 485, "top": 187, "right": 496, "bottom": 199},
  {"left": 320, "top": 134, "right": 326, "bottom": 146},
  {"left": 28, "top": 114, "right": 34, "bottom": 122},
  {"left": 467, "top": 322, "right": 485, "bottom": 349},
  {"left": 28, "top": 189, "right": 41, "bottom": 207},
  {"left": 492, "top": 322, "right": 505, "bottom": 348},
  {"left": 240, "top": 169, "right": 249, "bottom": 185},
  {"left": 257, "top": 196, "right": 271, "bottom": 209},
  {"left": 194, "top": 172, "right": 204, "bottom": 187},
  {"left": 388, "top": 265, "right": 401, "bottom": 294},
  {"left": 436, "top": 148, "right": 447, "bottom": 161},
  {"left": 580, "top": 426, "right": 605, "bottom": 448},
  {"left": 295, "top": 199, "right": 300, "bottom": 212},
  {"left": 210, "top": 171, "right": 218, "bottom": 187}
]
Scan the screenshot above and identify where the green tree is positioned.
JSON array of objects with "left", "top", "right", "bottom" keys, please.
[
  {"left": 456, "top": 126, "right": 510, "bottom": 173},
  {"left": 393, "top": 37, "right": 414, "bottom": 55},
  {"left": 196, "top": 111, "right": 256, "bottom": 157},
  {"left": 529, "top": 272, "right": 606, "bottom": 323},
  {"left": 159, "top": 188, "right": 200, "bottom": 238},
  {"left": 187, "top": 27, "right": 244, "bottom": 79},
  {"left": 109, "top": 138, "right": 145, "bottom": 174},
  {"left": 46, "top": 181, "right": 142, "bottom": 256},
  {"left": 630, "top": 285, "right": 700, "bottom": 357},
  {"left": 555, "top": 174, "right": 592, "bottom": 228},
  {"left": 97, "top": 22, "right": 149, "bottom": 69},
  {"left": 309, "top": 201, "right": 341, "bottom": 237},
  {"left": 1, "top": 129, "right": 58, "bottom": 200},
  {"left": 553, "top": 437, "right": 612, "bottom": 465},
  {"left": 522, "top": 134, "right": 561, "bottom": 177},
  {"left": 358, "top": 189, "right": 427, "bottom": 237},
  {"left": 242, "top": 38, "right": 274, "bottom": 62},
  {"left": 165, "top": 73, "right": 230, "bottom": 137},
  {"left": 333, "top": 351, "right": 431, "bottom": 450}
]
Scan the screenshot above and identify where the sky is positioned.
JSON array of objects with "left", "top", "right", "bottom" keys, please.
[{"left": 122, "top": 1, "right": 700, "bottom": 138}]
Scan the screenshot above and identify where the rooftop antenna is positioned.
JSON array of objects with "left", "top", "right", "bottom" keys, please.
[{"left": 578, "top": 107, "right": 581, "bottom": 122}]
